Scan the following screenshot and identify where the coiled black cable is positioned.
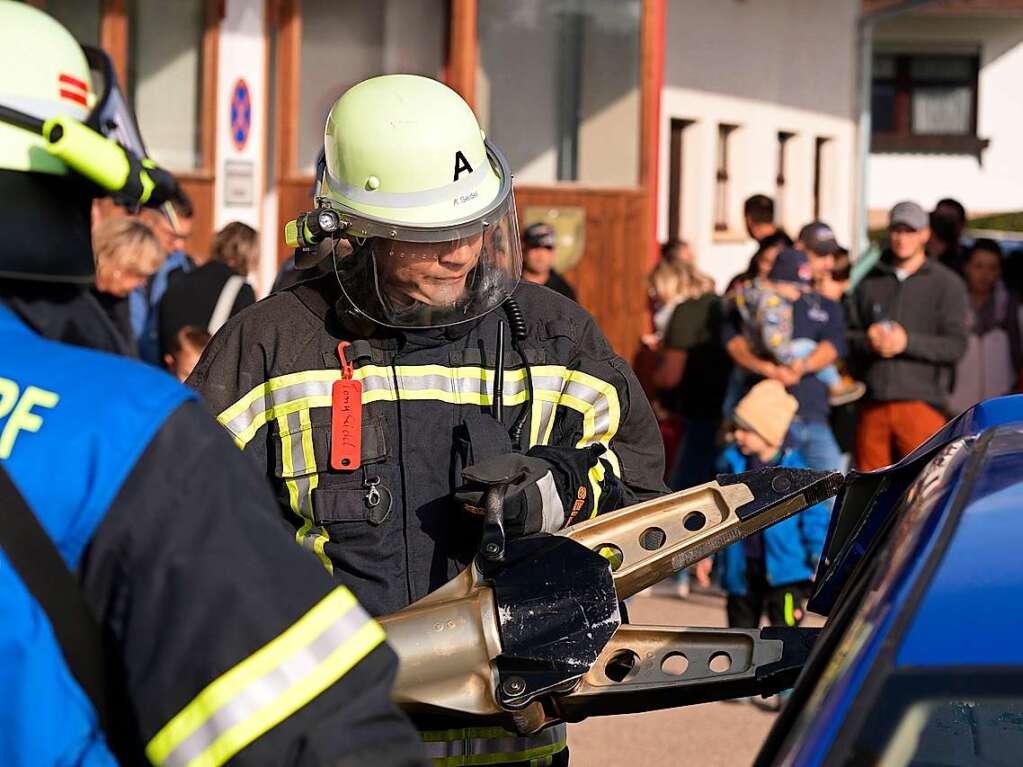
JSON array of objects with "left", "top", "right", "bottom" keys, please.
[{"left": 503, "top": 297, "right": 535, "bottom": 448}]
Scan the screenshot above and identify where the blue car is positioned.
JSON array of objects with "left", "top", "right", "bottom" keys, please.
[{"left": 753, "top": 395, "right": 1023, "bottom": 766}]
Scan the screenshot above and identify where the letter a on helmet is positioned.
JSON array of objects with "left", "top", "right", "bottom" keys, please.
[
  {"left": 317, "top": 74, "right": 522, "bottom": 329},
  {"left": 453, "top": 151, "right": 473, "bottom": 182}
]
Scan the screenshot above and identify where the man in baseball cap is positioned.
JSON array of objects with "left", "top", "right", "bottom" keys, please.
[
  {"left": 845, "top": 200, "right": 968, "bottom": 471},
  {"left": 521, "top": 222, "right": 577, "bottom": 302},
  {"left": 796, "top": 221, "right": 842, "bottom": 286}
]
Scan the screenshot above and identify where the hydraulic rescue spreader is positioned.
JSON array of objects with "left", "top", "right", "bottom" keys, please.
[{"left": 381, "top": 467, "right": 842, "bottom": 733}]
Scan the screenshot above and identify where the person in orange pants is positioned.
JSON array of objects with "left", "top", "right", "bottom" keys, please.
[
  {"left": 854, "top": 401, "right": 948, "bottom": 471},
  {"left": 845, "top": 201, "right": 968, "bottom": 472}
]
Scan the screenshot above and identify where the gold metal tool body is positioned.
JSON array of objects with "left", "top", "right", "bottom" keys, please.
[{"left": 381, "top": 468, "right": 842, "bottom": 731}]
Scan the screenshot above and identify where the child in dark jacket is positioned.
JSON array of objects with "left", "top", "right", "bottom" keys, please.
[{"left": 715, "top": 380, "right": 830, "bottom": 630}]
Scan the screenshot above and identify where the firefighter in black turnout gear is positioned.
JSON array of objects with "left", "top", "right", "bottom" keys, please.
[
  {"left": 0, "top": 5, "right": 425, "bottom": 765},
  {"left": 190, "top": 75, "right": 667, "bottom": 766}
]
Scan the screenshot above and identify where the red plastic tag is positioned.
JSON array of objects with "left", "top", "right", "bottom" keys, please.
[{"left": 331, "top": 342, "right": 362, "bottom": 470}]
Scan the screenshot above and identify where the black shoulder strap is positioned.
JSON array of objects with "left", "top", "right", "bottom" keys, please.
[{"left": 0, "top": 465, "right": 110, "bottom": 730}]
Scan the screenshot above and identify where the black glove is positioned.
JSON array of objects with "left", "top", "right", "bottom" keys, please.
[{"left": 456, "top": 445, "right": 605, "bottom": 537}]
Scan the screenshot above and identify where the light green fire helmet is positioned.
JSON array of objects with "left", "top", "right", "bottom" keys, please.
[
  {"left": 316, "top": 74, "right": 521, "bottom": 329},
  {"left": 0, "top": 0, "right": 93, "bottom": 177}
]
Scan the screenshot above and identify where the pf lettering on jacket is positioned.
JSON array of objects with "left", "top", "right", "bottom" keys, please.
[{"left": 0, "top": 378, "right": 59, "bottom": 459}]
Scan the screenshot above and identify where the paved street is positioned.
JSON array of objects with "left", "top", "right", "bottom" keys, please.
[{"left": 566, "top": 591, "right": 814, "bottom": 766}]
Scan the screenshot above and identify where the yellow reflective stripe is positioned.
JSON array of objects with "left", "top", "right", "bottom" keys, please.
[
  {"left": 276, "top": 411, "right": 333, "bottom": 572},
  {"left": 218, "top": 363, "right": 625, "bottom": 520},
  {"left": 588, "top": 460, "right": 606, "bottom": 519},
  {"left": 363, "top": 387, "right": 529, "bottom": 407},
  {"left": 220, "top": 366, "right": 534, "bottom": 448},
  {"left": 429, "top": 743, "right": 564, "bottom": 767},
  {"left": 381, "top": 363, "right": 529, "bottom": 382},
  {"left": 784, "top": 591, "right": 796, "bottom": 627},
  {"left": 421, "top": 727, "right": 516, "bottom": 742},
  {"left": 298, "top": 408, "right": 332, "bottom": 573},
  {"left": 146, "top": 587, "right": 384, "bottom": 767},
  {"left": 279, "top": 414, "right": 300, "bottom": 511},
  {"left": 553, "top": 369, "right": 622, "bottom": 518},
  {"left": 420, "top": 725, "right": 566, "bottom": 767},
  {"left": 218, "top": 369, "right": 338, "bottom": 427},
  {"left": 231, "top": 395, "right": 331, "bottom": 448}
]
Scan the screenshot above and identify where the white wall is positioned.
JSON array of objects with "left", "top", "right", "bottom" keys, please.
[
  {"left": 477, "top": 0, "right": 641, "bottom": 186},
  {"left": 659, "top": 0, "right": 860, "bottom": 291},
  {"left": 867, "top": 15, "right": 1023, "bottom": 217}
]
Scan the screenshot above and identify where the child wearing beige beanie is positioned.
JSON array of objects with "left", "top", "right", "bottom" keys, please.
[
  {"left": 710, "top": 379, "right": 831, "bottom": 711},
  {"left": 732, "top": 380, "right": 799, "bottom": 455}
]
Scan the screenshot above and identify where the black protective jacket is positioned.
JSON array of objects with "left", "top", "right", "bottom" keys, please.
[{"left": 190, "top": 276, "right": 667, "bottom": 617}]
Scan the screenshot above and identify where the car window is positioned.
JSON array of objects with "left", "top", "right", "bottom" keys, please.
[
  {"left": 837, "top": 673, "right": 1023, "bottom": 767},
  {"left": 877, "top": 698, "right": 1023, "bottom": 767}
]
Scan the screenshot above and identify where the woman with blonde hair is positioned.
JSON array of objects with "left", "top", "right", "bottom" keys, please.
[
  {"left": 158, "top": 221, "right": 258, "bottom": 357},
  {"left": 645, "top": 260, "right": 716, "bottom": 348},
  {"left": 92, "top": 216, "right": 165, "bottom": 354},
  {"left": 639, "top": 254, "right": 729, "bottom": 598},
  {"left": 656, "top": 259, "right": 731, "bottom": 476}
]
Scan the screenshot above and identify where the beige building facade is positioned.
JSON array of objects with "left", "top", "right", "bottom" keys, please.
[
  {"left": 658, "top": 0, "right": 862, "bottom": 290},
  {"left": 867, "top": 4, "right": 1023, "bottom": 222}
]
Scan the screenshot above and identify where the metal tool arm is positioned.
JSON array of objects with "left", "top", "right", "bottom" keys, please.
[
  {"left": 380, "top": 467, "right": 842, "bottom": 732},
  {"left": 551, "top": 625, "right": 820, "bottom": 722}
]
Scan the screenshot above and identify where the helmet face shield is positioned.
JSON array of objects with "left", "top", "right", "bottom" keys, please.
[{"left": 334, "top": 189, "right": 521, "bottom": 329}]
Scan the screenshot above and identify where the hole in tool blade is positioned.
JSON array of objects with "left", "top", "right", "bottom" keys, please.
[
  {"left": 597, "top": 544, "right": 624, "bottom": 572},
  {"left": 639, "top": 526, "right": 666, "bottom": 551},
  {"left": 683, "top": 511, "right": 707, "bottom": 532},
  {"left": 709, "top": 652, "right": 731, "bottom": 673},
  {"left": 605, "top": 650, "right": 640, "bottom": 682},
  {"left": 661, "top": 653, "right": 689, "bottom": 676}
]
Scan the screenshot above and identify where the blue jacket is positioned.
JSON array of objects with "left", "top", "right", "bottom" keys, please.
[
  {"left": 0, "top": 304, "right": 191, "bottom": 765},
  {"left": 0, "top": 304, "right": 424, "bottom": 766},
  {"left": 130, "top": 248, "right": 193, "bottom": 363},
  {"left": 715, "top": 444, "right": 830, "bottom": 593}
]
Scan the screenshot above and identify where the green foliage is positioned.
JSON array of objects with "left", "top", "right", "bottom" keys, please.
[
  {"left": 868, "top": 211, "right": 1023, "bottom": 244},
  {"left": 966, "top": 211, "right": 1023, "bottom": 233}
]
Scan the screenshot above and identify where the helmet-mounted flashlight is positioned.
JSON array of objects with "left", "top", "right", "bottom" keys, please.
[{"left": 285, "top": 207, "right": 346, "bottom": 251}]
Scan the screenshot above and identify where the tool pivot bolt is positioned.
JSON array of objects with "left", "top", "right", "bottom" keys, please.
[
  {"left": 771, "top": 475, "right": 792, "bottom": 493},
  {"left": 502, "top": 677, "right": 526, "bottom": 696}
]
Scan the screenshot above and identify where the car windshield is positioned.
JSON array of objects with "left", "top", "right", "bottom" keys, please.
[
  {"left": 839, "top": 673, "right": 1023, "bottom": 767},
  {"left": 876, "top": 698, "right": 1023, "bottom": 767}
]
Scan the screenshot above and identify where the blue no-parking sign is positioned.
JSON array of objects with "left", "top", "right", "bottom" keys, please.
[{"left": 230, "top": 78, "right": 251, "bottom": 152}]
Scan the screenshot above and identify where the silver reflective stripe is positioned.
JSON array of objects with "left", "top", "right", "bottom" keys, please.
[
  {"left": 225, "top": 378, "right": 334, "bottom": 439},
  {"left": 536, "top": 471, "right": 566, "bottom": 533},
  {"left": 283, "top": 411, "right": 327, "bottom": 557},
  {"left": 0, "top": 94, "right": 89, "bottom": 122},
  {"left": 535, "top": 401, "right": 556, "bottom": 446},
  {"left": 286, "top": 410, "right": 306, "bottom": 482},
  {"left": 530, "top": 374, "right": 567, "bottom": 393},
  {"left": 389, "top": 371, "right": 528, "bottom": 399},
  {"left": 223, "top": 367, "right": 543, "bottom": 442},
  {"left": 161, "top": 603, "right": 374, "bottom": 767},
  {"left": 563, "top": 379, "right": 611, "bottom": 438},
  {"left": 324, "top": 161, "right": 487, "bottom": 209},
  {"left": 422, "top": 724, "right": 566, "bottom": 760}
]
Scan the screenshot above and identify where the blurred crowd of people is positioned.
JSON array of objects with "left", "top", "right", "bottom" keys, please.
[
  {"left": 637, "top": 192, "right": 1022, "bottom": 672},
  {"left": 88, "top": 190, "right": 257, "bottom": 381},
  {"left": 88, "top": 180, "right": 1018, "bottom": 640}
]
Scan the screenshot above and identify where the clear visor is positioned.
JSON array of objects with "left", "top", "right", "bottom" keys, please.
[{"left": 332, "top": 191, "right": 522, "bottom": 328}]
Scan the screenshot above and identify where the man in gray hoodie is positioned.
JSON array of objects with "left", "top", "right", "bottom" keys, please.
[{"left": 846, "top": 201, "right": 968, "bottom": 471}]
